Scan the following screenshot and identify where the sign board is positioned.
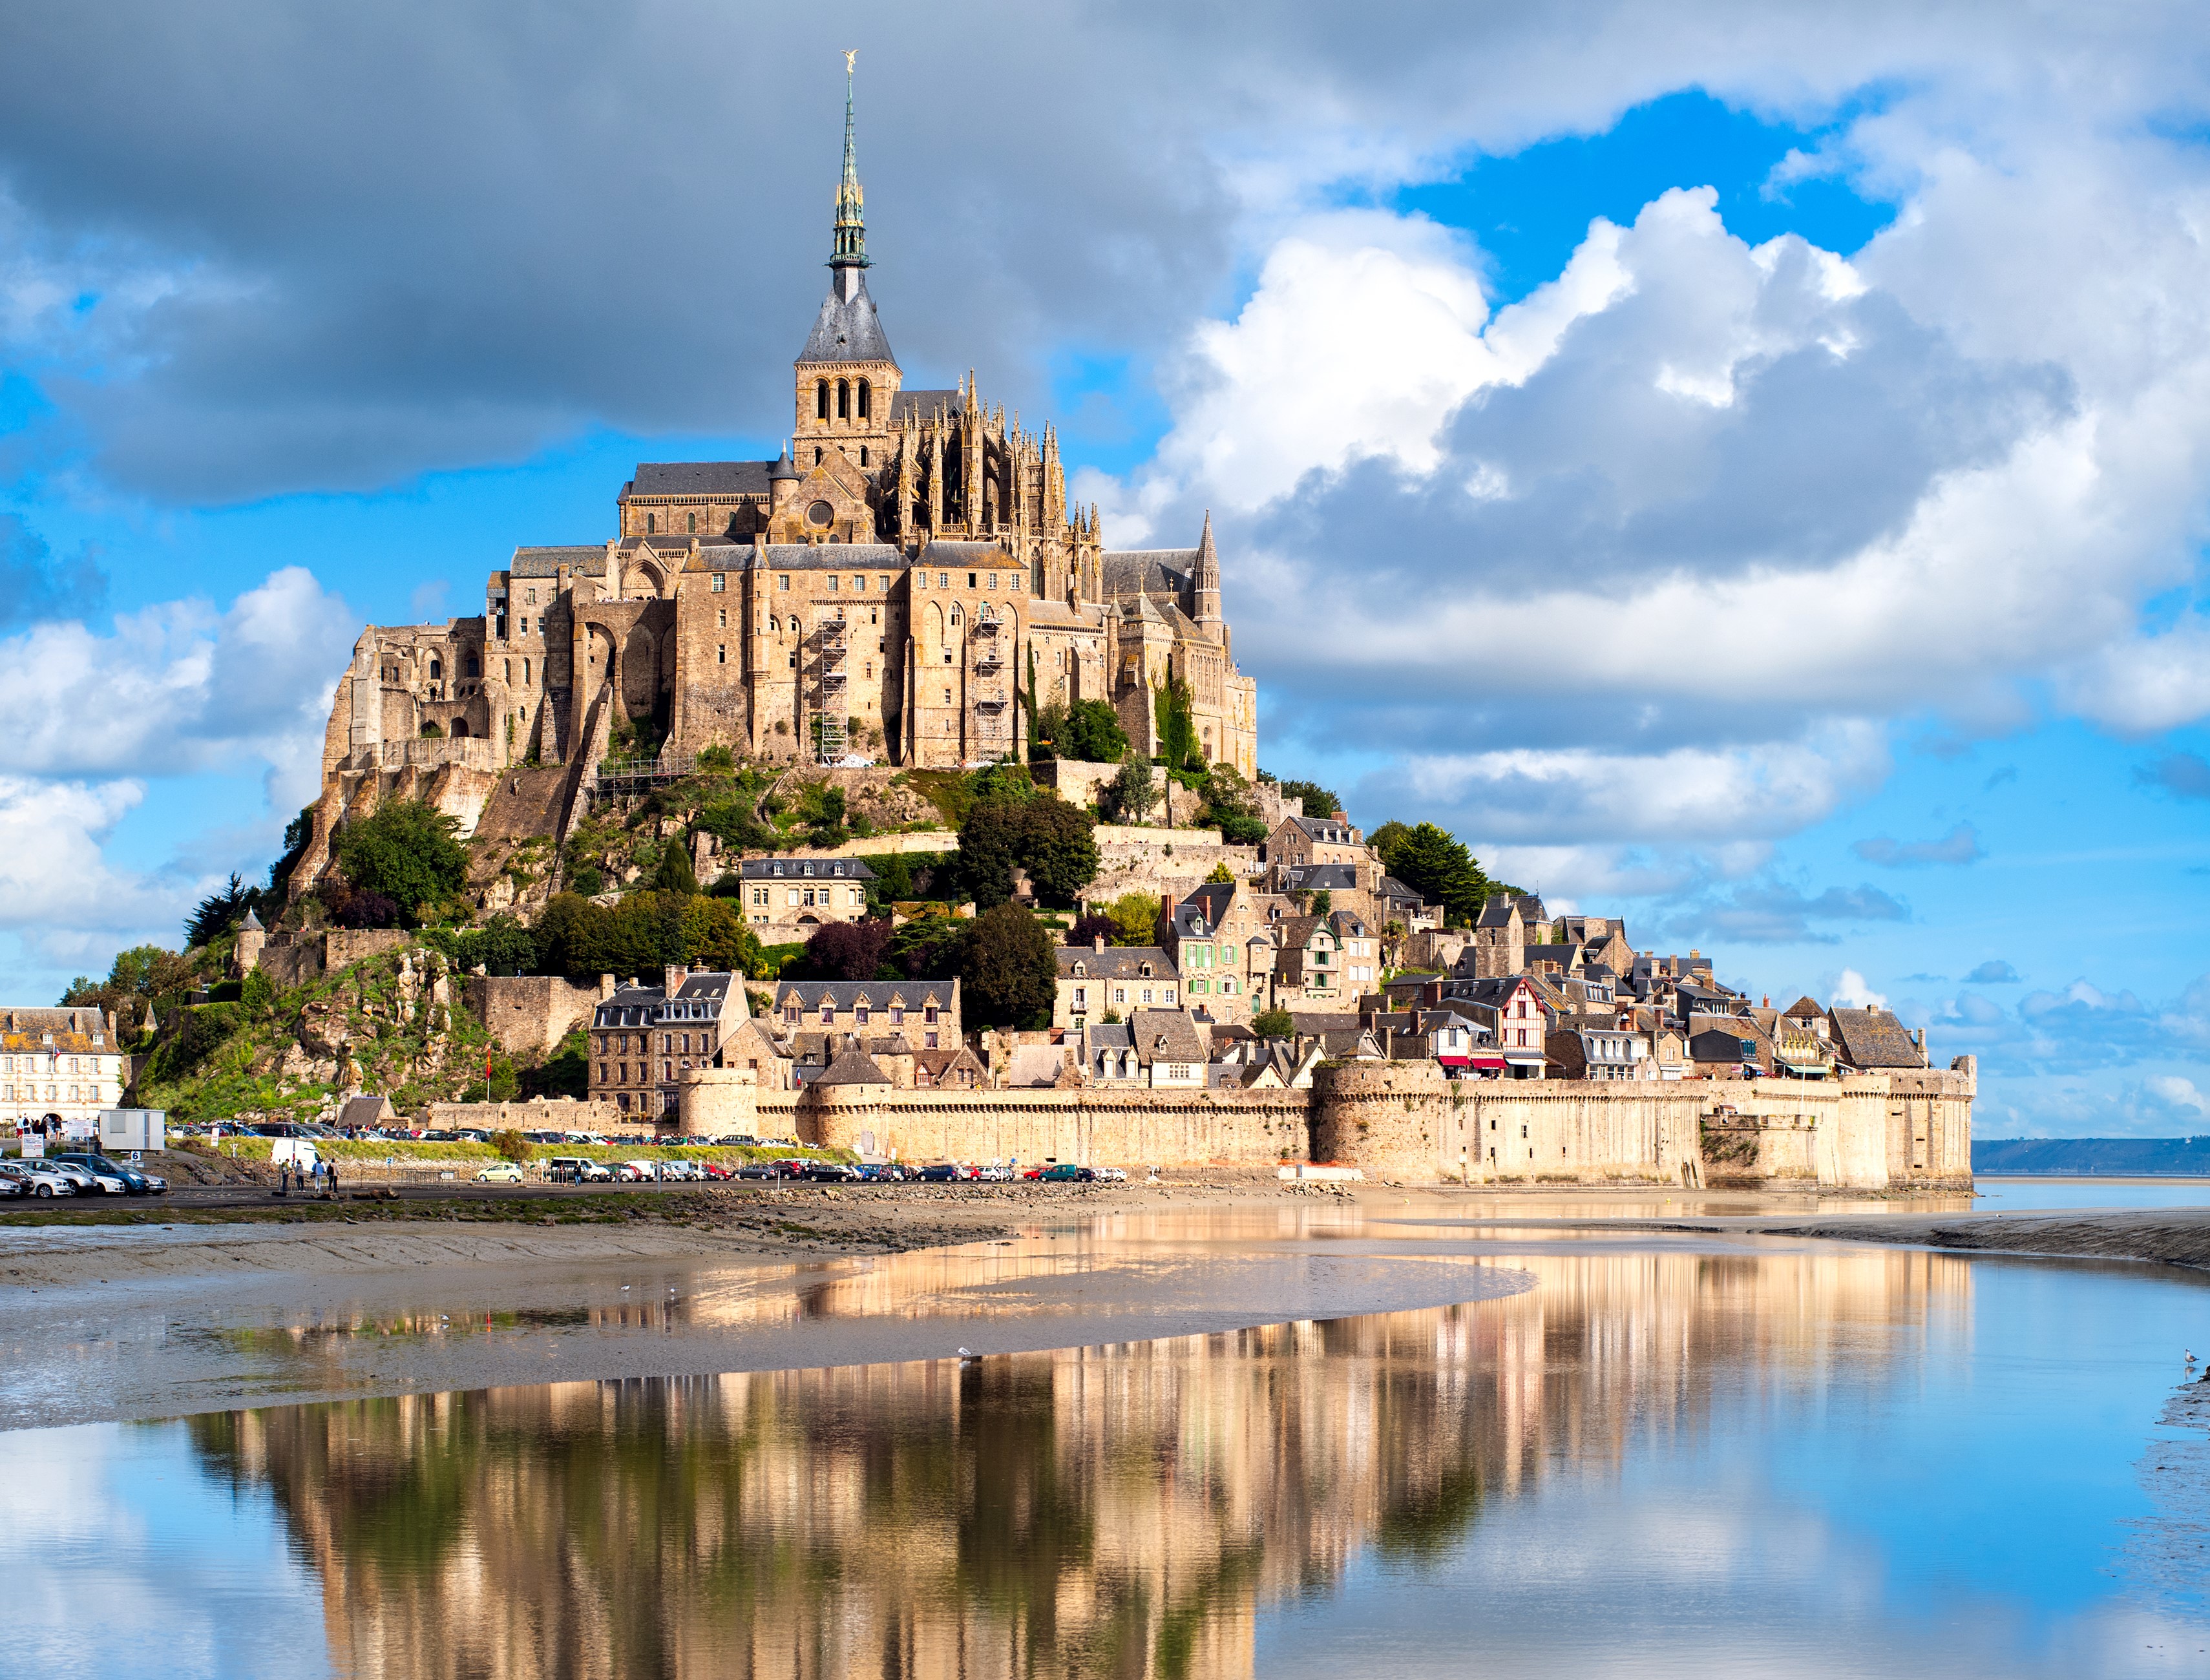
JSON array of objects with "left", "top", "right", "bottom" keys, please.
[
  {"left": 61, "top": 1118, "right": 96, "bottom": 1140},
  {"left": 269, "top": 1139, "right": 318, "bottom": 1168},
  {"left": 98, "top": 1109, "right": 165, "bottom": 1153},
  {"left": 19, "top": 1136, "right": 41, "bottom": 1159}
]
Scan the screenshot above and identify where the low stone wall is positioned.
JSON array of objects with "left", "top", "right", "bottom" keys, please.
[
  {"left": 258, "top": 927, "right": 413, "bottom": 990},
  {"left": 424, "top": 1098, "right": 627, "bottom": 1133}
]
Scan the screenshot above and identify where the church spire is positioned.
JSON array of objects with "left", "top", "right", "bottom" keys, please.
[{"left": 831, "top": 50, "right": 867, "bottom": 273}]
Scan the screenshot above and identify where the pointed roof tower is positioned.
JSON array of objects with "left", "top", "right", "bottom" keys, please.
[
  {"left": 1192, "top": 509, "right": 1223, "bottom": 631},
  {"left": 799, "top": 53, "right": 898, "bottom": 368}
]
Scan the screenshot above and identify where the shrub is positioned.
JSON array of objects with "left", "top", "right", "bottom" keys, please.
[
  {"left": 799, "top": 918, "right": 896, "bottom": 981},
  {"left": 956, "top": 904, "right": 1056, "bottom": 1030},
  {"left": 1251, "top": 1008, "right": 1294, "bottom": 1038},
  {"left": 490, "top": 1129, "right": 532, "bottom": 1164},
  {"left": 697, "top": 745, "right": 736, "bottom": 772},
  {"left": 1060, "top": 699, "right": 1129, "bottom": 764},
  {"left": 240, "top": 969, "right": 275, "bottom": 1016}
]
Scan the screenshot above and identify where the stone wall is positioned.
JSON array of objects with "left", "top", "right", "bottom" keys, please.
[
  {"left": 258, "top": 927, "right": 414, "bottom": 991},
  {"left": 675, "top": 1058, "right": 1974, "bottom": 1184},
  {"left": 467, "top": 974, "right": 608, "bottom": 1058},
  {"left": 424, "top": 1097, "right": 629, "bottom": 1133}
]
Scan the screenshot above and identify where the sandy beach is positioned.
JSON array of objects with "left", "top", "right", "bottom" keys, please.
[{"left": 8, "top": 1173, "right": 2210, "bottom": 1433}]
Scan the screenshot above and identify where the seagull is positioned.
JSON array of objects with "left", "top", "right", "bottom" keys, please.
[
  {"left": 2188, "top": 1350, "right": 2197, "bottom": 1362},
  {"left": 956, "top": 1347, "right": 978, "bottom": 1361}
]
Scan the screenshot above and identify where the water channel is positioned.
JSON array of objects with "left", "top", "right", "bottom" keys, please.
[{"left": 6, "top": 1180, "right": 2210, "bottom": 1679}]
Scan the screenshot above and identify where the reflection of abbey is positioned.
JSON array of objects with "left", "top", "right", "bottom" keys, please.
[{"left": 304, "top": 68, "right": 1253, "bottom": 874}]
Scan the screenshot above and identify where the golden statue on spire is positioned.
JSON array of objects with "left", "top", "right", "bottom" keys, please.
[{"left": 843, "top": 48, "right": 856, "bottom": 75}]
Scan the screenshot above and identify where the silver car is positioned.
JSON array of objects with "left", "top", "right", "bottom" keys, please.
[
  {"left": 44, "top": 1160, "right": 126, "bottom": 1195},
  {"left": 0, "top": 1160, "right": 79, "bottom": 1197}
]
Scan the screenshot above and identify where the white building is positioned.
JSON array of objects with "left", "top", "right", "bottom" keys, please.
[{"left": 2, "top": 1006, "right": 126, "bottom": 1133}]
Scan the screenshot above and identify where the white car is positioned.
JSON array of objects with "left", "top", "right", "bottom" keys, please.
[
  {"left": 43, "top": 1160, "right": 124, "bottom": 1195},
  {"left": 0, "top": 1160, "right": 77, "bottom": 1197},
  {"left": 1093, "top": 1167, "right": 1128, "bottom": 1182},
  {"left": 616, "top": 1160, "right": 657, "bottom": 1183}
]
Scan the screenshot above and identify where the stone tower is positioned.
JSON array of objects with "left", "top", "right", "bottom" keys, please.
[
  {"left": 1192, "top": 509, "right": 1223, "bottom": 644},
  {"left": 793, "top": 59, "right": 902, "bottom": 474},
  {"left": 233, "top": 906, "right": 266, "bottom": 978}
]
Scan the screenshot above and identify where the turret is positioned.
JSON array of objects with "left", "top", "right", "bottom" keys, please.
[{"left": 1192, "top": 508, "right": 1223, "bottom": 640}]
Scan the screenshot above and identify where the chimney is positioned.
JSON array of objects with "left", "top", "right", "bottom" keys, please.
[
  {"left": 1762, "top": 995, "right": 1770, "bottom": 1008},
  {"left": 665, "top": 964, "right": 689, "bottom": 997},
  {"left": 600, "top": 974, "right": 616, "bottom": 1000},
  {"left": 1093, "top": 934, "right": 1106, "bottom": 952}
]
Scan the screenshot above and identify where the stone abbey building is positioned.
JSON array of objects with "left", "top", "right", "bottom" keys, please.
[{"left": 300, "top": 70, "right": 1255, "bottom": 891}]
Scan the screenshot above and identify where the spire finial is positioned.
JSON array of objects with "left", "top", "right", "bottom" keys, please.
[{"left": 831, "top": 51, "right": 867, "bottom": 271}]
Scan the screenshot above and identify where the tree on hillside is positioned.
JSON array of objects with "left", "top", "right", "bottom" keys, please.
[
  {"left": 958, "top": 792, "right": 1097, "bottom": 909},
  {"left": 1066, "top": 910, "right": 1118, "bottom": 947},
  {"left": 652, "top": 837, "right": 699, "bottom": 896},
  {"left": 1251, "top": 1007, "right": 1294, "bottom": 1038},
  {"left": 332, "top": 801, "right": 469, "bottom": 923},
  {"left": 1369, "top": 821, "right": 1415, "bottom": 874},
  {"left": 1104, "top": 891, "right": 1161, "bottom": 947},
  {"left": 1384, "top": 821, "right": 1492, "bottom": 927},
  {"left": 1153, "top": 675, "right": 1201, "bottom": 773},
  {"left": 185, "top": 874, "right": 254, "bottom": 949},
  {"left": 1060, "top": 700, "right": 1129, "bottom": 764},
  {"left": 679, "top": 896, "right": 761, "bottom": 974},
  {"left": 1105, "top": 750, "right": 1159, "bottom": 824},
  {"left": 889, "top": 912, "right": 965, "bottom": 981},
  {"left": 957, "top": 903, "right": 1056, "bottom": 1030},
  {"left": 1195, "top": 764, "right": 1266, "bottom": 845},
  {"left": 799, "top": 918, "right": 896, "bottom": 982}
]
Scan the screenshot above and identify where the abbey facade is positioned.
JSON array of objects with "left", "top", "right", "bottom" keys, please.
[{"left": 305, "top": 74, "right": 1254, "bottom": 880}]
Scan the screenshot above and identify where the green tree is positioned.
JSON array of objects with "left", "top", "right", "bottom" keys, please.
[
  {"left": 652, "top": 837, "right": 699, "bottom": 896},
  {"left": 679, "top": 896, "right": 763, "bottom": 974},
  {"left": 240, "top": 969, "right": 275, "bottom": 1017},
  {"left": 1385, "top": 821, "right": 1492, "bottom": 927},
  {"left": 1018, "top": 798, "right": 1099, "bottom": 907},
  {"left": 1105, "top": 891, "right": 1161, "bottom": 947},
  {"left": 333, "top": 801, "right": 469, "bottom": 923},
  {"left": 957, "top": 796, "right": 1030, "bottom": 908},
  {"left": 1251, "top": 1007, "right": 1294, "bottom": 1038},
  {"left": 1369, "top": 821, "right": 1415, "bottom": 874},
  {"left": 1196, "top": 762, "right": 1267, "bottom": 844},
  {"left": 1106, "top": 751, "right": 1159, "bottom": 824},
  {"left": 522, "top": 1029, "right": 589, "bottom": 1098},
  {"left": 185, "top": 874, "right": 253, "bottom": 949},
  {"left": 1206, "top": 861, "right": 1236, "bottom": 884},
  {"left": 957, "top": 903, "right": 1056, "bottom": 1029},
  {"left": 1060, "top": 700, "right": 1129, "bottom": 764}
]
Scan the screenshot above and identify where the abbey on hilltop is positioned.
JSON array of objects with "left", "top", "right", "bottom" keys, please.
[{"left": 299, "top": 64, "right": 1254, "bottom": 890}]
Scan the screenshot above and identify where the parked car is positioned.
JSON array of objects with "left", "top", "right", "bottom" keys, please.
[
  {"left": 0, "top": 1160, "right": 74, "bottom": 1197},
  {"left": 734, "top": 1162, "right": 780, "bottom": 1181},
  {"left": 43, "top": 1159, "right": 127, "bottom": 1195},
  {"left": 974, "top": 1165, "right": 1014, "bottom": 1182},
  {"left": 702, "top": 1160, "right": 737, "bottom": 1181},
  {"left": 799, "top": 1161, "right": 860, "bottom": 1182},
  {"left": 0, "top": 1173, "right": 19, "bottom": 1198},
  {"left": 474, "top": 1161, "right": 524, "bottom": 1184},
  {"left": 545, "top": 1155, "right": 612, "bottom": 1184},
  {"left": 914, "top": 1162, "right": 971, "bottom": 1182},
  {"left": 1092, "top": 1167, "right": 1128, "bottom": 1183},
  {"left": 54, "top": 1153, "right": 167, "bottom": 1195},
  {"left": 1033, "top": 1164, "right": 1096, "bottom": 1183}
]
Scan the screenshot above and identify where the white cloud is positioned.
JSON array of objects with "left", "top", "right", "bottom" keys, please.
[
  {"left": 0, "top": 776, "right": 179, "bottom": 936},
  {"left": 2147, "top": 1075, "right": 2210, "bottom": 1117},
  {"left": 0, "top": 566, "right": 351, "bottom": 778},
  {"left": 1831, "top": 968, "right": 1887, "bottom": 1008}
]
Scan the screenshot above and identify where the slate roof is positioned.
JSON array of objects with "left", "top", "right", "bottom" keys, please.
[
  {"left": 1129, "top": 1009, "right": 1207, "bottom": 1064},
  {"left": 774, "top": 979, "right": 952, "bottom": 1011},
  {"left": 1689, "top": 1026, "right": 1760, "bottom": 1064},
  {"left": 735, "top": 857, "right": 878, "bottom": 882},
  {"left": 814, "top": 1049, "right": 891, "bottom": 1086},
  {"left": 1828, "top": 1007, "right": 1926, "bottom": 1069},
  {"left": 1057, "top": 945, "right": 1172, "bottom": 980},
  {"left": 1281, "top": 863, "right": 1362, "bottom": 892},
  {"left": 799, "top": 272, "right": 897, "bottom": 364},
  {"left": 1082, "top": 1022, "right": 1133, "bottom": 1051},
  {"left": 626, "top": 461, "right": 774, "bottom": 498},
  {"left": 510, "top": 545, "right": 605, "bottom": 578},
  {"left": 591, "top": 972, "right": 736, "bottom": 1027},
  {"left": 1100, "top": 551, "right": 1196, "bottom": 599},
  {"left": 889, "top": 388, "right": 960, "bottom": 423}
]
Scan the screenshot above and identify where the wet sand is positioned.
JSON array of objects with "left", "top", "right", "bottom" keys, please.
[{"left": 12, "top": 1173, "right": 2210, "bottom": 1433}]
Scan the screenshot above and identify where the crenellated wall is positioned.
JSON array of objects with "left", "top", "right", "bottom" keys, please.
[{"left": 674, "top": 1056, "right": 1974, "bottom": 1184}]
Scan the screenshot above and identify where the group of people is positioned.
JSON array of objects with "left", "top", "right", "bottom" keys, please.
[{"left": 277, "top": 1157, "right": 340, "bottom": 1197}]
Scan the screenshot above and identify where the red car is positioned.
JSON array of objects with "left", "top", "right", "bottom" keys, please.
[{"left": 702, "top": 1160, "right": 738, "bottom": 1181}]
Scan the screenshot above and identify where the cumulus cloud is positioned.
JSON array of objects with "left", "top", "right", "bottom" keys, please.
[
  {"left": 1851, "top": 821, "right": 1984, "bottom": 868},
  {"left": 1964, "top": 959, "right": 2020, "bottom": 983},
  {"left": 1831, "top": 969, "right": 1886, "bottom": 1008},
  {"left": 1666, "top": 879, "right": 1908, "bottom": 945},
  {"left": 0, "top": 567, "right": 352, "bottom": 781},
  {"left": 2146, "top": 1075, "right": 2210, "bottom": 1117}
]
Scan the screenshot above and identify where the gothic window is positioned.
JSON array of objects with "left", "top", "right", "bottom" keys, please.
[
  {"left": 428, "top": 658, "right": 442, "bottom": 679},
  {"left": 858, "top": 379, "right": 870, "bottom": 419},
  {"left": 647, "top": 513, "right": 656, "bottom": 533},
  {"left": 816, "top": 379, "right": 829, "bottom": 419},
  {"left": 687, "top": 512, "right": 697, "bottom": 534},
  {"left": 837, "top": 380, "right": 850, "bottom": 421}
]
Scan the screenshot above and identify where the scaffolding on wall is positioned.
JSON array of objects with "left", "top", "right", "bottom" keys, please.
[{"left": 813, "top": 616, "right": 848, "bottom": 763}]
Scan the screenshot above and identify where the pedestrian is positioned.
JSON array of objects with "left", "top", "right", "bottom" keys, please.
[
  {"left": 328, "top": 1160, "right": 339, "bottom": 1198},
  {"left": 279, "top": 1162, "right": 289, "bottom": 1196}
]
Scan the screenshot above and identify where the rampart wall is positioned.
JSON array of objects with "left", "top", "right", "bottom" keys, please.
[
  {"left": 467, "top": 974, "right": 607, "bottom": 1058},
  {"left": 676, "top": 1057, "right": 1975, "bottom": 1186}
]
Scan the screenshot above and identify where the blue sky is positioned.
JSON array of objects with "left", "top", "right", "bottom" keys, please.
[{"left": 1, "top": 3, "right": 2207, "bottom": 1135}]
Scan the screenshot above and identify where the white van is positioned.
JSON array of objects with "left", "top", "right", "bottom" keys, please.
[{"left": 546, "top": 1155, "right": 612, "bottom": 1184}]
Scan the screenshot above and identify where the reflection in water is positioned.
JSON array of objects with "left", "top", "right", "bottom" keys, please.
[{"left": 184, "top": 1246, "right": 1973, "bottom": 1679}]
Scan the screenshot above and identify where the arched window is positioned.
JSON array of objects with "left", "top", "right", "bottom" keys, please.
[
  {"left": 452, "top": 718, "right": 469, "bottom": 738},
  {"left": 687, "top": 511, "right": 697, "bottom": 534},
  {"left": 647, "top": 512, "right": 657, "bottom": 533},
  {"left": 464, "top": 653, "right": 479, "bottom": 678},
  {"left": 523, "top": 658, "right": 531, "bottom": 686},
  {"left": 836, "top": 379, "right": 850, "bottom": 421},
  {"left": 428, "top": 658, "right": 442, "bottom": 680},
  {"left": 814, "top": 446, "right": 823, "bottom": 465},
  {"left": 859, "top": 446, "right": 869, "bottom": 467},
  {"left": 816, "top": 379, "right": 829, "bottom": 420},
  {"left": 858, "top": 379, "right": 871, "bottom": 420}
]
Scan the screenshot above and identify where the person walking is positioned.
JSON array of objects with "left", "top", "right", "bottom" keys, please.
[
  {"left": 327, "top": 1159, "right": 339, "bottom": 1199},
  {"left": 279, "top": 1162, "right": 290, "bottom": 1196}
]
